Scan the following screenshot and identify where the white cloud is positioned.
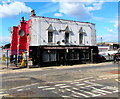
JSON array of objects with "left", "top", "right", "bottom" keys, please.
[
  {"left": 54, "top": 1, "right": 104, "bottom": 21},
  {"left": 87, "top": 1, "right": 104, "bottom": 11},
  {"left": 104, "top": 27, "right": 117, "bottom": 34},
  {"left": 0, "top": 36, "right": 10, "bottom": 45},
  {"left": 59, "top": 2, "right": 92, "bottom": 20},
  {"left": 54, "top": 13, "right": 62, "bottom": 17},
  {"left": 0, "top": 1, "right": 32, "bottom": 18}
]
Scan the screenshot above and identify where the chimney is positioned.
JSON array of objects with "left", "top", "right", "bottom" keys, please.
[
  {"left": 21, "top": 17, "right": 25, "bottom": 22},
  {"left": 30, "top": 10, "right": 36, "bottom": 17}
]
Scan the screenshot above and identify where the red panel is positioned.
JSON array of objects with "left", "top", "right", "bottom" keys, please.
[
  {"left": 10, "top": 19, "right": 31, "bottom": 55},
  {"left": 10, "top": 26, "right": 18, "bottom": 55}
]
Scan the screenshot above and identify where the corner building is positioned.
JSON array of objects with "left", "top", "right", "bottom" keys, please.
[{"left": 10, "top": 10, "right": 98, "bottom": 66}]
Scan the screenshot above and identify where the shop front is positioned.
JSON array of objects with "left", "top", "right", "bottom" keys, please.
[{"left": 29, "top": 46, "right": 98, "bottom": 67}]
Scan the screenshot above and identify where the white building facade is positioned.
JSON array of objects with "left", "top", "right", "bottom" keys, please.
[{"left": 30, "top": 16, "right": 96, "bottom": 47}]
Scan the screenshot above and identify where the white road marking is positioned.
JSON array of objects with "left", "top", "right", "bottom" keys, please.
[
  {"left": 74, "top": 77, "right": 93, "bottom": 82},
  {"left": 91, "top": 87, "right": 112, "bottom": 94},
  {"left": 66, "top": 88, "right": 71, "bottom": 91},
  {"left": 80, "top": 89, "right": 101, "bottom": 97},
  {"left": 0, "top": 92, "right": 4, "bottom": 94},
  {"left": 101, "top": 86, "right": 118, "bottom": 91},
  {"left": 62, "top": 95, "right": 70, "bottom": 97},
  {"left": 102, "top": 78, "right": 108, "bottom": 80},
  {"left": 76, "top": 83, "right": 85, "bottom": 86},
  {"left": 17, "top": 89, "right": 23, "bottom": 91},
  {"left": 113, "top": 90, "right": 119, "bottom": 93},
  {"left": 55, "top": 84, "right": 66, "bottom": 86},
  {"left": 84, "top": 81, "right": 104, "bottom": 86},
  {"left": 9, "top": 83, "right": 39, "bottom": 90},
  {"left": 72, "top": 94, "right": 80, "bottom": 97},
  {"left": 38, "top": 86, "right": 50, "bottom": 89},
  {"left": 60, "top": 86, "right": 70, "bottom": 88},
  {"left": 72, "top": 87, "right": 79, "bottom": 90},
  {"left": 0, "top": 94, "right": 9, "bottom": 96},
  {"left": 97, "top": 78, "right": 102, "bottom": 80},
  {"left": 92, "top": 90, "right": 106, "bottom": 95},
  {"left": 43, "top": 88, "right": 55, "bottom": 90},
  {"left": 71, "top": 90, "right": 89, "bottom": 97}
]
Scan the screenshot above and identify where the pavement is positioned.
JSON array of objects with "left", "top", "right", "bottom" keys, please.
[{"left": 0, "top": 62, "right": 115, "bottom": 74}]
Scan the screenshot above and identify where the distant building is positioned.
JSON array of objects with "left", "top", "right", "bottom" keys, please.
[
  {"left": 97, "top": 42, "right": 119, "bottom": 60},
  {"left": 10, "top": 10, "right": 98, "bottom": 66}
]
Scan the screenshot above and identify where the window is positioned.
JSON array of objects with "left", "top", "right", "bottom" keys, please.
[
  {"left": 43, "top": 50, "right": 56, "bottom": 62},
  {"left": 65, "top": 32, "right": 69, "bottom": 43},
  {"left": 79, "top": 50, "right": 89, "bottom": 59},
  {"left": 48, "top": 31, "right": 53, "bottom": 43},
  {"left": 69, "top": 50, "right": 79, "bottom": 60},
  {"left": 79, "top": 33, "right": 83, "bottom": 44}
]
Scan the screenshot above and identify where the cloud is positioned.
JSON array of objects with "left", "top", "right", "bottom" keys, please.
[
  {"left": 0, "top": 1, "right": 32, "bottom": 18},
  {"left": 54, "top": 1, "right": 104, "bottom": 21},
  {"left": 54, "top": 13, "right": 62, "bottom": 17},
  {"left": 104, "top": 27, "right": 117, "bottom": 34},
  {"left": 59, "top": 2, "right": 92, "bottom": 20},
  {"left": 87, "top": 1, "right": 104, "bottom": 11},
  {"left": 0, "top": 36, "right": 10, "bottom": 45}
]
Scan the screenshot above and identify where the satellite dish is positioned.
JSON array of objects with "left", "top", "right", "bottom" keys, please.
[{"left": 19, "top": 30, "right": 24, "bottom": 36}]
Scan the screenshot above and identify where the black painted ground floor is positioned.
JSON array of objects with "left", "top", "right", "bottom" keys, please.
[{"left": 29, "top": 45, "right": 98, "bottom": 67}]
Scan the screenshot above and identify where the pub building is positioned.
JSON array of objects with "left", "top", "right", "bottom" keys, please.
[{"left": 10, "top": 10, "right": 98, "bottom": 67}]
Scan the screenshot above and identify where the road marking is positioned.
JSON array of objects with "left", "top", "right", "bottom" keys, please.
[
  {"left": 115, "top": 79, "right": 120, "bottom": 83},
  {"left": 55, "top": 84, "right": 66, "bottom": 86},
  {"left": 9, "top": 83, "right": 40, "bottom": 90},
  {"left": 91, "top": 87, "right": 112, "bottom": 94},
  {"left": 72, "top": 94, "right": 80, "bottom": 97},
  {"left": 71, "top": 90, "right": 89, "bottom": 97},
  {"left": 92, "top": 90, "right": 106, "bottom": 95},
  {"left": 0, "top": 94, "right": 9, "bottom": 96},
  {"left": 84, "top": 81, "right": 104, "bottom": 86},
  {"left": 43, "top": 88, "right": 55, "bottom": 90},
  {"left": 38, "top": 86, "right": 50, "bottom": 89},
  {"left": 75, "top": 83, "right": 85, "bottom": 86},
  {"left": 60, "top": 86, "right": 70, "bottom": 88},
  {"left": 97, "top": 78, "right": 102, "bottom": 80},
  {"left": 17, "top": 89, "right": 23, "bottom": 91},
  {"left": 74, "top": 77, "right": 93, "bottom": 82},
  {"left": 101, "top": 86, "right": 118, "bottom": 91},
  {"left": 113, "top": 90, "right": 119, "bottom": 93},
  {"left": 62, "top": 95, "right": 70, "bottom": 97},
  {"left": 66, "top": 88, "right": 71, "bottom": 91}
]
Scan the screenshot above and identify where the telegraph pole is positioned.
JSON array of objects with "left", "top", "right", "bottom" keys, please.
[{"left": 101, "top": 37, "right": 102, "bottom": 43}]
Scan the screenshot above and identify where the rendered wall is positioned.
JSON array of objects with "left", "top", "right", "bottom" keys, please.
[{"left": 30, "top": 17, "right": 96, "bottom": 46}]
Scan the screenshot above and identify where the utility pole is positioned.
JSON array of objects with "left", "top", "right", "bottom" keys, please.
[{"left": 101, "top": 37, "right": 102, "bottom": 43}]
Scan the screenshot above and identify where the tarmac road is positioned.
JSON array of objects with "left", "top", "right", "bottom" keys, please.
[{"left": 0, "top": 62, "right": 119, "bottom": 98}]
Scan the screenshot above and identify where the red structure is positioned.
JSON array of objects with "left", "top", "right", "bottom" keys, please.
[{"left": 10, "top": 17, "right": 31, "bottom": 56}]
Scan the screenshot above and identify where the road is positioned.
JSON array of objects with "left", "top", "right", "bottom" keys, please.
[{"left": 0, "top": 62, "right": 119, "bottom": 98}]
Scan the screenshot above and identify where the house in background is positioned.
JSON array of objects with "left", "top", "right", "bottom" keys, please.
[
  {"left": 10, "top": 10, "right": 98, "bottom": 67},
  {"left": 97, "top": 42, "right": 119, "bottom": 60}
]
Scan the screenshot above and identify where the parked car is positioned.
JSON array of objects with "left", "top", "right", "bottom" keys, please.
[
  {"left": 93, "top": 54, "right": 106, "bottom": 63},
  {"left": 113, "top": 53, "right": 120, "bottom": 63}
]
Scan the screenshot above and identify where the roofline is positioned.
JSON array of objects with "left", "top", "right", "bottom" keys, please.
[{"left": 32, "top": 16, "right": 95, "bottom": 25}]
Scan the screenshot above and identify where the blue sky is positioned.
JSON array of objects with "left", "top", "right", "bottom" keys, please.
[{"left": 0, "top": 0, "right": 119, "bottom": 45}]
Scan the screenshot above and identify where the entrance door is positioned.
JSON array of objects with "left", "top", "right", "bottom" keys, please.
[{"left": 58, "top": 51, "right": 66, "bottom": 65}]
